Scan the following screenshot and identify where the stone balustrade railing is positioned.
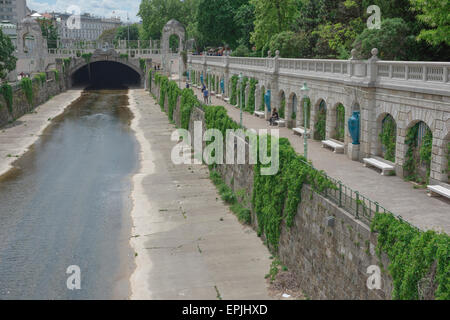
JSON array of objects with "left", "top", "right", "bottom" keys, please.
[
  {"left": 189, "top": 49, "right": 450, "bottom": 95},
  {"left": 47, "top": 48, "right": 162, "bottom": 58}
]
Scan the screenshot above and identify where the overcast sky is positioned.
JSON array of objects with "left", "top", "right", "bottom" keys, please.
[{"left": 28, "top": 0, "right": 141, "bottom": 22}]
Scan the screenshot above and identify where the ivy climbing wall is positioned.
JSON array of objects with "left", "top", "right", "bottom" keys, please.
[{"left": 0, "top": 71, "right": 64, "bottom": 128}]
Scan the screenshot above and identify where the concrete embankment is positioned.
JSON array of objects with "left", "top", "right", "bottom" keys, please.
[
  {"left": 128, "top": 89, "right": 272, "bottom": 300},
  {"left": 0, "top": 90, "right": 83, "bottom": 178}
]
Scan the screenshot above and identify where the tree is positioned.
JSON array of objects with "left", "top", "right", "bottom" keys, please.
[
  {"left": 250, "top": 0, "right": 301, "bottom": 50},
  {"left": 268, "top": 31, "right": 313, "bottom": 58},
  {"left": 99, "top": 28, "right": 119, "bottom": 43},
  {"left": 37, "top": 18, "right": 59, "bottom": 49},
  {"left": 234, "top": 3, "right": 255, "bottom": 48},
  {"left": 196, "top": 0, "right": 248, "bottom": 49},
  {"left": 410, "top": 0, "right": 450, "bottom": 46},
  {"left": 0, "top": 29, "right": 17, "bottom": 81},
  {"left": 115, "top": 24, "right": 140, "bottom": 41},
  {"left": 352, "top": 18, "right": 415, "bottom": 60}
]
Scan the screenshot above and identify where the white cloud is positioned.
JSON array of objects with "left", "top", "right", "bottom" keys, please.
[{"left": 27, "top": 0, "right": 141, "bottom": 23}]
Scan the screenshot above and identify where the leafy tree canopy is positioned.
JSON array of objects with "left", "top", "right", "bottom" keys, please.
[{"left": 0, "top": 29, "right": 17, "bottom": 81}]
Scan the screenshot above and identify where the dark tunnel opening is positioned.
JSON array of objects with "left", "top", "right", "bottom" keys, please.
[{"left": 72, "top": 61, "right": 142, "bottom": 89}]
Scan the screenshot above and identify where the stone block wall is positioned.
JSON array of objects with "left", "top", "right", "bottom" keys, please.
[
  {"left": 163, "top": 88, "right": 394, "bottom": 299},
  {"left": 0, "top": 71, "right": 65, "bottom": 128}
]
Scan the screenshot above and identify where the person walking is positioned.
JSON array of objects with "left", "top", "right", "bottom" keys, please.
[{"left": 203, "top": 87, "right": 209, "bottom": 104}]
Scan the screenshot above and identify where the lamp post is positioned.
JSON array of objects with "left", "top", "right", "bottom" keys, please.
[
  {"left": 238, "top": 72, "right": 243, "bottom": 127},
  {"left": 170, "top": 60, "right": 173, "bottom": 79},
  {"left": 301, "top": 82, "right": 310, "bottom": 160}
]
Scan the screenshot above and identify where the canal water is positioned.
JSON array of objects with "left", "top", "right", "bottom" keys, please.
[{"left": 0, "top": 89, "right": 138, "bottom": 299}]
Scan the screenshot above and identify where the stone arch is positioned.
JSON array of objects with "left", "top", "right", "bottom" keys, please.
[
  {"left": 333, "top": 103, "right": 346, "bottom": 142},
  {"left": 376, "top": 113, "right": 398, "bottom": 162},
  {"left": 403, "top": 120, "right": 433, "bottom": 183},
  {"left": 314, "top": 99, "right": 327, "bottom": 140},
  {"left": 161, "top": 19, "right": 185, "bottom": 71},
  {"left": 68, "top": 52, "right": 144, "bottom": 87},
  {"left": 162, "top": 19, "right": 185, "bottom": 54}
]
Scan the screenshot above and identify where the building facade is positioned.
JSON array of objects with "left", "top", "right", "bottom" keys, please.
[
  {"left": 0, "top": 0, "right": 29, "bottom": 24},
  {"left": 54, "top": 13, "right": 121, "bottom": 42}
]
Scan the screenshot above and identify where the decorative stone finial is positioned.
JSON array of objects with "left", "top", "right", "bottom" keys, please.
[
  {"left": 350, "top": 49, "right": 357, "bottom": 60},
  {"left": 275, "top": 50, "right": 280, "bottom": 57},
  {"left": 267, "top": 50, "right": 271, "bottom": 58},
  {"left": 371, "top": 48, "right": 379, "bottom": 58}
]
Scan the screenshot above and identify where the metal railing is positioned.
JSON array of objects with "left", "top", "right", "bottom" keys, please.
[{"left": 299, "top": 159, "right": 420, "bottom": 230}]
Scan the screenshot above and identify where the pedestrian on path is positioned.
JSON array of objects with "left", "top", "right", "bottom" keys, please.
[{"left": 203, "top": 87, "right": 209, "bottom": 104}]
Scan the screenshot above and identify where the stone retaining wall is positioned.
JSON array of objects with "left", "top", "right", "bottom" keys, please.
[
  {"left": 0, "top": 71, "right": 65, "bottom": 128},
  {"left": 161, "top": 83, "right": 394, "bottom": 300}
]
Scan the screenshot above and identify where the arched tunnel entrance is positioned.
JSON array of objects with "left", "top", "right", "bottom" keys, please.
[{"left": 71, "top": 61, "right": 142, "bottom": 89}]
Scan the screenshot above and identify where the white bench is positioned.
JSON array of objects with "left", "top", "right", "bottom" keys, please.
[
  {"left": 216, "top": 94, "right": 223, "bottom": 99},
  {"left": 363, "top": 158, "right": 395, "bottom": 176},
  {"left": 210, "top": 91, "right": 215, "bottom": 96},
  {"left": 293, "top": 127, "right": 310, "bottom": 137},
  {"left": 254, "top": 111, "right": 265, "bottom": 118},
  {"left": 427, "top": 185, "right": 450, "bottom": 199},
  {"left": 322, "top": 140, "right": 345, "bottom": 154},
  {"left": 275, "top": 119, "right": 286, "bottom": 127},
  {"left": 224, "top": 98, "right": 230, "bottom": 103},
  {"left": 197, "top": 85, "right": 203, "bottom": 90}
]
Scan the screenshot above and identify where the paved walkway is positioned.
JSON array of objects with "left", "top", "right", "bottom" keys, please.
[
  {"left": 190, "top": 87, "right": 449, "bottom": 234},
  {"left": 128, "top": 89, "right": 273, "bottom": 300},
  {"left": 0, "top": 90, "right": 83, "bottom": 178}
]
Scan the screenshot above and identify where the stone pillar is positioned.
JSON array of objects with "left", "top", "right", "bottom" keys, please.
[
  {"left": 265, "top": 50, "right": 279, "bottom": 120},
  {"left": 224, "top": 54, "right": 230, "bottom": 98},
  {"left": 245, "top": 82, "right": 250, "bottom": 108},
  {"left": 255, "top": 86, "right": 261, "bottom": 112}
]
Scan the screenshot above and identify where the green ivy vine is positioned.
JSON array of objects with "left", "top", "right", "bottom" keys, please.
[
  {"left": 371, "top": 212, "right": 449, "bottom": 300},
  {"left": 81, "top": 53, "right": 93, "bottom": 64},
  {"left": 179, "top": 88, "right": 198, "bottom": 130},
  {"left": 336, "top": 104, "right": 346, "bottom": 142},
  {"left": 279, "top": 97, "right": 286, "bottom": 119},
  {"left": 168, "top": 81, "right": 181, "bottom": 121},
  {"left": 139, "top": 58, "right": 146, "bottom": 72},
  {"left": 53, "top": 69, "right": 59, "bottom": 82},
  {"left": 404, "top": 123, "right": 432, "bottom": 183},
  {"left": 62, "top": 57, "right": 71, "bottom": 73},
  {"left": 34, "top": 72, "right": 46, "bottom": 86},
  {"left": 244, "top": 78, "right": 258, "bottom": 114},
  {"left": 253, "top": 137, "right": 335, "bottom": 251},
  {"left": 314, "top": 109, "right": 326, "bottom": 141},
  {"left": 230, "top": 75, "right": 238, "bottom": 105},
  {"left": 20, "top": 78, "right": 33, "bottom": 105},
  {"left": 0, "top": 83, "right": 13, "bottom": 113},
  {"left": 379, "top": 115, "right": 397, "bottom": 162}
]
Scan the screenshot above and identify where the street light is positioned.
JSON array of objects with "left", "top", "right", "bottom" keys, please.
[
  {"left": 300, "top": 82, "right": 310, "bottom": 160},
  {"left": 238, "top": 72, "right": 243, "bottom": 127}
]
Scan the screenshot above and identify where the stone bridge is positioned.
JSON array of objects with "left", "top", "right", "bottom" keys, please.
[
  {"left": 189, "top": 50, "right": 450, "bottom": 185},
  {"left": 56, "top": 48, "right": 152, "bottom": 88}
]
